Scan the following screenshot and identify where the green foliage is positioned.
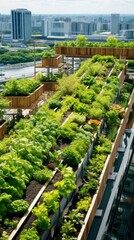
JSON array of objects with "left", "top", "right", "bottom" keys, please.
[
  {"left": 4, "top": 218, "right": 18, "bottom": 228},
  {"left": 57, "top": 75, "right": 80, "bottom": 96},
  {"left": 107, "top": 125, "right": 119, "bottom": 142},
  {"left": 42, "top": 190, "right": 60, "bottom": 214},
  {"left": 77, "top": 88, "right": 96, "bottom": 104},
  {"left": 54, "top": 166, "right": 76, "bottom": 198},
  {"left": 80, "top": 75, "right": 96, "bottom": 86},
  {"left": 10, "top": 199, "right": 29, "bottom": 215},
  {"left": 33, "top": 167, "right": 52, "bottom": 182},
  {"left": 73, "top": 101, "right": 90, "bottom": 115},
  {"left": 128, "top": 60, "right": 134, "bottom": 67},
  {"left": 61, "top": 220, "right": 77, "bottom": 235},
  {"left": 69, "top": 113, "right": 86, "bottom": 125},
  {"left": 89, "top": 107, "right": 104, "bottom": 119},
  {"left": 106, "top": 36, "right": 118, "bottom": 47},
  {"left": 65, "top": 209, "right": 84, "bottom": 225},
  {"left": 20, "top": 227, "right": 39, "bottom": 240},
  {"left": 32, "top": 204, "right": 51, "bottom": 231},
  {"left": 95, "top": 135, "right": 112, "bottom": 154},
  {"left": 0, "top": 231, "right": 9, "bottom": 240},
  {"left": 77, "top": 196, "right": 92, "bottom": 212},
  {"left": 62, "top": 146, "right": 81, "bottom": 168},
  {"left": 118, "top": 82, "right": 133, "bottom": 108},
  {"left": 49, "top": 99, "right": 62, "bottom": 109},
  {"left": 96, "top": 95, "right": 112, "bottom": 110},
  {"left": 0, "top": 49, "right": 43, "bottom": 65},
  {"left": 0, "top": 193, "right": 12, "bottom": 217},
  {"left": 2, "top": 78, "right": 40, "bottom": 96},
  {"left": 60, "top": 124, "right": 77, "bottom": 142},
  {"left": 105, "top": 108, "right": 120, "bottom": 126},
  {"left": 42, "top": 49, "right": 56, "bottom": 58},
  {"left": 75, "top": 35, "right": 88, "bottom": 47}
]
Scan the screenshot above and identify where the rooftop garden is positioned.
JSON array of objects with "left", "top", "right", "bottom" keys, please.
[{"left": 0, "top": 54, "right": 133, "bottom": 239}]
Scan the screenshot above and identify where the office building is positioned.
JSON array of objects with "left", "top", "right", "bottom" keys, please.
[
  {"left": 42, "top": 18, "right": 71, "bottom": 37},
  {"left": 111, "top": 13, "right": 120, "bottom": 34},
  {"left": 11, "top": 8, "right": 32, "bottom": 41}
]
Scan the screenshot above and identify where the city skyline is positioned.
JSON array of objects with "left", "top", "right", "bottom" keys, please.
[{"left": 0, "top": 0, "right": 134, "bottom": 15}]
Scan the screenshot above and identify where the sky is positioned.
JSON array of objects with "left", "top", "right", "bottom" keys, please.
[{"left": 0, "top": 0, "right": 134, "bottom": 15}]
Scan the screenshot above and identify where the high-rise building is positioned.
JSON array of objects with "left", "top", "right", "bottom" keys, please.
[
  {"left": 11, "top": 8, "right": 32, "bottom": 41},
  {"left": 111, "top": 14, "right": 120, "bottom": 34}
]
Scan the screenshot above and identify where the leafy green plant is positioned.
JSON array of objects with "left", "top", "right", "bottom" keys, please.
[
  {"left": 80, "top": 75, "right": 96, "bottom": 86},
  {"left": 42, "top": 49, "right": 56, "bottom": 58},
  {"left": 69, "top": 113, "right": 86, "bottom": 125},
  {"left": 54, "top": 166, "right": 76, "bottom": 198},
  {"left": 62, "top": 146, "right": 81, "bottom": 168},
  {"left": 4, "top": 218, "right": 18, "bottom": 228},
  {"left": 89, "top": 107, "right": 104, "bottom": 119},
  {"left": 2, "top": 78, "right": 40, "bottom": 96},
  {"left": 42, "top": 190, "right": 60, "bottom": 214},
  {"left": 65, "top": 209, "right": 84, "bottom": 226},
  {"left": 32, "top": 204, "right": 51, "bottom": 231},
  {"left": 61, "top": 220, "right": 77, "bottom": 236},
  {"left": 78, "top": 88, "right": 96, "bottom": 104},
  {"left": 77, "top": 196, "right": 92, "bottom": 212},
  {"left": 49, "top": 99, "right": 62, "bottom": 109},
  {"left": 0, "top": 193, "right": 11, "bottom": 217},
  {"left": 75, "top": 35, "right": 88, "bottom": 47},
  {"left": 10, "top": 199, "right": 29, "bottom": 215},
  {"left": 33, "top": 167, "right": 52, "bottom": 182},
  {"left": 73, "top": 101, "right": 90, "bottom": 115},
  {"left": 60, "top": 124, "right": 77, "bottom": 142},
  {"left": 20, "top": 227, "right": 39, "bottom": 240},
  {"left": 105, "top": 108, "right": 120, "bottom": 126},
  {"left": 107, "top": 125, "right": 119, "bottom": 142},
  {"left": 0, "top": 231, "right": 9, "bottom": 240},
  {"left": 57, "top": 75, "right": 80, "bottom": 96}
]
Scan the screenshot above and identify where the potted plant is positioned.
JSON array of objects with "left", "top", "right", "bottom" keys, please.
[
  {"left": 36, "top": 72, "right": 62, "bottom": 91},
  {"left": 41, "top": 49, "right": 62, "bottom": 68}
]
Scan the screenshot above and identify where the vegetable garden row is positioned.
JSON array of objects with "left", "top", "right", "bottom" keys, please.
[{"left": 0, "top": 54, "right": 133, "bottom": 240}]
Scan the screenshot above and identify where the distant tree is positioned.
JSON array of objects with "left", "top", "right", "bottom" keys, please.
[{"left": 106, "top": 36, "right": 118, "bottom": 47}]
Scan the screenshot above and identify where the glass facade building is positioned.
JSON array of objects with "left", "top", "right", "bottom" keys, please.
[{"left": 11, "top": 8, "right": 32, "bottom": 41}]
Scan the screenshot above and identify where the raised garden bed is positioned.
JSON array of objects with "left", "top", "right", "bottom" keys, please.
[
  {"left": 56, "top": 46, "right": 134, "bottom": 59},
  {"left": 77, "top": 89, "right": 134, "bottom": 240},
  {"left": 5, "top": 84, "right": 44, "bottom": 108},
  {"left": 41, "top": 55, "right": 62, "bottom": 68}
]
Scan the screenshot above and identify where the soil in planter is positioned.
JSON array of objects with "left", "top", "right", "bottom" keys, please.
[
  {"left": 14, "top": 171, "right": 63, "bottom": 240},
  {"left": 0, "top": 180, "right": 44, "bottom": 236}
]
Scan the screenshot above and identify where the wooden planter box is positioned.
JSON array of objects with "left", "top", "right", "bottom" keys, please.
[
  {"left": 0, "top": 120, "right": 7, "bottom": 140},
  {"left": 56, "top": 47, "right": 134, "bottom": 59},
  {"left": 118, "top": 64, "right": 127, "bottom": 87},
  {"left": 41, "top": 55, "right": 62, "bottom": 68},
  {"left": 43, "top": 82, "right": 58, "bottom": 91},
  {"left": 5, "top": 84, "right": 44, "bottom": 109}
]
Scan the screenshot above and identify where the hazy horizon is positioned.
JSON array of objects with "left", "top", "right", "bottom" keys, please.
[{"left": 0, "top": 0, "right": 134, "bottom": 15}]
